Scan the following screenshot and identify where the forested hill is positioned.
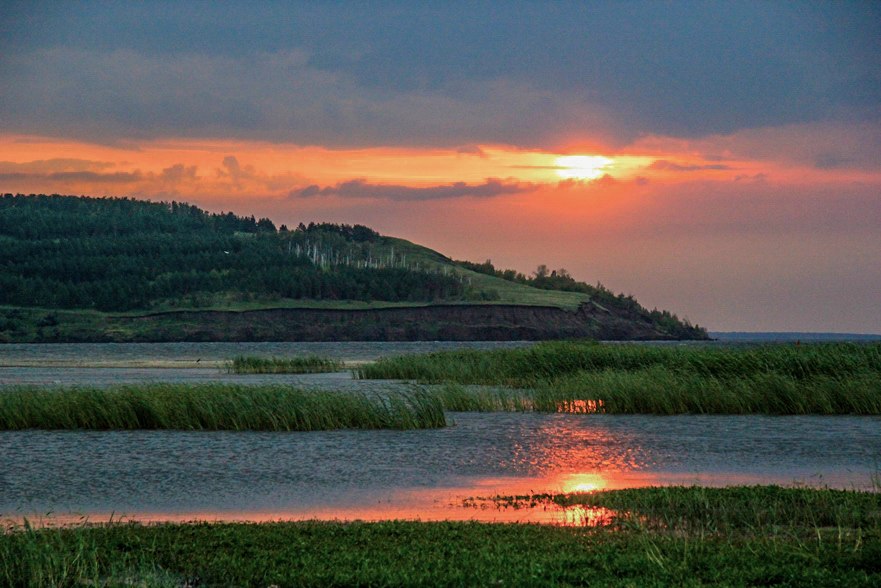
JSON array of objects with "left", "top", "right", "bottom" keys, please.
[
  {"left": 0, "top": 194, "right": 707, "bottom": 340},
  {"left": 0, "top": 193, "right": 463, "bottom": 311}
]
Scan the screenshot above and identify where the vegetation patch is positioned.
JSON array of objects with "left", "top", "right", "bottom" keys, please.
[
  {"left": 481, "top": 485, "right": 881, "bottom": 534},
  {"left": 360, "top": 341, "right": 881, "bottom": 414},
  {"left": 226, "top": 355, "right": 343, "bottom": 374},
  {"left": 0, "top": 384, "right": 445, "bottom": 431},
  {"left": 3, "top": 487, "right": 879, "bottom": 586},
  {"left": 0, "top": 194, "right": 704, "bottom": 343}
]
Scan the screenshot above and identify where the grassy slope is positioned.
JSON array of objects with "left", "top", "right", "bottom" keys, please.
[
  {"left": 138, "top": 236, "right": 588, "bottom": 312},
  {"left": 384, "top": 236, "right": 589, "bottom": 310},
  {"left": 0, "top": 235, "right": 590, "bottom": 342},
  {"left": 0, "top": 235, "right": 586, "bottom": 324}
]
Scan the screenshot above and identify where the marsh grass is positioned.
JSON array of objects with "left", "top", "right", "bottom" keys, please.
[
  {"left": 0, "top": 384, "right": 445, "bottom": 431},
  {"left": 226, "top": 355, "right": 343, "bottom": 374},
  {"left": 3, "top": 487, "right": 880, "bottom": 586},
  {"left": 488, "top": 485, "right": 881, "bottom": 535},
  {"left": 360, "top": 342, "right": 881, "bottom": 414}
]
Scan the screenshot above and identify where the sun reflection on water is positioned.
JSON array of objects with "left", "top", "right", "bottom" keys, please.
[
  {"left": 559, "top": 473, "right": 608, "bottom": 493},
  {"left": 557, "top": 399, "right": 605, "bottom": 414}
]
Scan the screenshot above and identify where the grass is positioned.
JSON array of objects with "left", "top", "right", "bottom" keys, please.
[
  {"left": 484, "top": 485, "right": 881, "bottom": 534},
  {"left": 226, "top": 355, "right": 343, "bottom": 374},
  {"left": 0, "top": 384, "right": 446, "bottom": 431},
  {"left": 3, "top": 486, "right": 880, "bottom": 586},
  {"left": 358, "top": 341, "right": 881, "bottom": 414}
]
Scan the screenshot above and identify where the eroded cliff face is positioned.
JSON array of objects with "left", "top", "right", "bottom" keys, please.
[{"left": 99, "top": 303, "right": 690, "bottom": 342}]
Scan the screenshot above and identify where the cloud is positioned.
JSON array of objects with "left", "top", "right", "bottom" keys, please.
[
  {"left": 648, "top": 160, "right": 732, "bottom": 172},
  {"left": 0, "top": 170, "right": 142, "bottom": 183},
  {"left": 160, "top": 163, "right": 198, "bottom": 181},
  {"left": 3, "top": 3, "right": 879, "bottom": 147},
  {"left": 813, "top": 153, "right": 853, "bottom": 170},
  {"left": 456, "top": 145, "right": 488, "bottom": 157},
  {"left": 0, "top": 47, "right": 623, "bottom": 149},
  {"left": 0, "top": 158, "right": 116, "bottom": 174},
  {"left": 635, "top": 121, "right": 881, "bottom": 172},
  {"left": 290, "top": 178, "right": 535, "bottom": 201}
]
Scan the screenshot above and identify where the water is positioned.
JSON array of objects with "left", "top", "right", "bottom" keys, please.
[
  {"left": 2, "top": 413, "right": 878, "bottom": 525},
  {"left": 1, "top": 341, "right": 879, "bottom": 526},
  {"left": 0, "top": 341, "right": 534, "bottom": 365}
]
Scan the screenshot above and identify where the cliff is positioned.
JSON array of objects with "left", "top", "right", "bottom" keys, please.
[{"left": 18, "top": 303, "right": 694, "bottom": 343}]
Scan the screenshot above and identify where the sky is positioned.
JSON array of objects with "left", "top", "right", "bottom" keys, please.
[{"left": 1, "top": 1, "right": 879, "bottom": 333}]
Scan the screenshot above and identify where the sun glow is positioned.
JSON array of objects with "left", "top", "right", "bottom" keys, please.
[
  {"left": 555, "top": 155, "right": 613, "bottom": 180},
  {"left": 560, "top": 473, "right": 609, "bottom": 493}
]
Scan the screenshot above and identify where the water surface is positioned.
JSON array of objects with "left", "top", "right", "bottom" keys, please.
[{"left": 2, "top": 413, "right": 878, "bottom": 525}]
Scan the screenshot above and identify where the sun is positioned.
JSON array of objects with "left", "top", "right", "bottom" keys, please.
[
  {"left": 555, "top": 155, "right": 613, "bottom": 180},
  {"left": 560, "top": 473, "right": 608, "bottom": 493}
]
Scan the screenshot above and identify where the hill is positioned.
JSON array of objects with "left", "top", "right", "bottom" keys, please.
[{"left": 0, "top": 193, "right": 707, "bottom": 342}]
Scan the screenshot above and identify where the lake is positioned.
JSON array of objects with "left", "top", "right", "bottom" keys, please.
[{"left": 1, "top": 341, "right": 879, "bottom": 526}]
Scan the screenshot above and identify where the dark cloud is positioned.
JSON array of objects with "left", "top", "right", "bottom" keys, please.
[
  {"left": 1, "top": 2, "right": 878, "bottom": 147},
  {"left": 813, "top": 153, "right": 853, "bottom": 170},
  {"left": 0, "top": 158, "right": 116, "bottom": 174},
  {"left": 734, "top": 173, "right": 768, "bottom": 183},
  {"left": 0, "top": 161, "right": 201, "bottom": 192},
  {"left": 456, "top": 145, "right": 488, "bottom": 157},
  {"left": 0, "top": 170, "right": 142, "bottom": 183},
  {"left": 48, "top": 171, "right": 142, "bottom": 183},
  {"left": 160, "top": 164, "right": 198, "bottom": 181},
  {"left": 649, "top": 160, "right": 732, "bottom": 172},
  {"left": 290, "top": 178, "right": 535, "bottom": 201}
]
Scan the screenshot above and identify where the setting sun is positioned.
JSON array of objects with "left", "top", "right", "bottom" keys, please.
[
  {"left": 560, "top": 473, "right": 608, "bottom": 493},
  {"left": 555, "top": 155, "right": 613, "bottom": 180}
]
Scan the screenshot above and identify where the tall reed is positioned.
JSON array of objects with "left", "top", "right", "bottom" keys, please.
[
  {"left": 227, "top": 355, "right": 343, "bottom": 374},
  {"left": 359, "top": 341, "right": 881, "bottom": 384},
  {"left": 0, "top": 384, "right": 446, "bottom": 430},
  {"left": 360, "top": 342, "right": 881, "bottom": 414}
]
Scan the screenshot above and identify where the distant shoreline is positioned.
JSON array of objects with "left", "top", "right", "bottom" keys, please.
[{"left": 711, "top": 332, "right": 881, "bottom": 342}]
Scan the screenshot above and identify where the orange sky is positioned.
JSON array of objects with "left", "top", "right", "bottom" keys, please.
[{"left": 2, "top": 126, "right": 879, "bottom": 333}]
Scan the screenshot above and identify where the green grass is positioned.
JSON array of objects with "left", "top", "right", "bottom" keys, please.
[
  {"left": 0, "top": 384, "right": 446, "bottom": 431},
  {"left": 485, "top": 485, "right": 881, "bottom": 534},
  {"left": 226, "top": 355, "right": 344, "bottom": 374},
  {"left": 3, "top": 487, "right": 880, "bottom": 586},
  {"left": 359, "top": 341, "right": 881, "bottom": 414}
]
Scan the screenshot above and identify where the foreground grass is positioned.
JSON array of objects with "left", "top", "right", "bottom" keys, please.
[
  {"left": 359, "top": 341, "right": 881, "bottom": 414},
  {"left": 0, "top": 384, "right": 445, "bottom": 431},
  {"left": 226, "top": 355, "right": 344, "bottom": 374},
  {"left": 3, "top": 487, "right": 880, "bottom": 586}
]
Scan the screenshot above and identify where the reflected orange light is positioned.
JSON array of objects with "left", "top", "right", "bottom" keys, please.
[
  {"left": 559, "top": 473, "right": 609, "bottom": 493},
  {"left": 4, "top": 470, "right": 824, "bottom": 531},
  {"left": 557, "top": 399, "right": 605, "bottom": 414}
]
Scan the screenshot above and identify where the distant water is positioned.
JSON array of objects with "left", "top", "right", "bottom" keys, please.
[
  {"left": 0, "top": 340, "right": 533, "bottom": 364},
  {"left": 711, "top": 332, "right": 881, "bottom": 343}
]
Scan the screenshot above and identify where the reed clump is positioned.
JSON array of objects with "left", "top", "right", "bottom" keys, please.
[
  {"left": 227, "top": 355, "right": 343, "bottom": 374},
  {"left": 0, "top": 384, "right": 446, "bottom": 431},
  {"left": 492, "top": 485, "right": 881, "bottom": 534},
  {"left": 359, "top": 342, "right": 881, "bottom": 414}
]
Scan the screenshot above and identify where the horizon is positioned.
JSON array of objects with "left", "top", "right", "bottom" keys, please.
[{"left": 2, "top": 2, "right": 879, "bottom": 333}]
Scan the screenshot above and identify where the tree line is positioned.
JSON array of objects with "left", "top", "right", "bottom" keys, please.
[
  {"left": 456, "top": 259, "right": 706, "bottom": 339},
  {"left": 0, "top": 194, "right": 463, "bottom": 311}
]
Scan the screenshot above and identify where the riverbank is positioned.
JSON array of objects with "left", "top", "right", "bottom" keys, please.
[
  {"left": 4, "top": 486, "right": 879, "bottom": 586},
  {"left": 0, "top": 302, "right": 708, "bottom": 343}
]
